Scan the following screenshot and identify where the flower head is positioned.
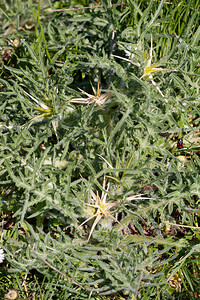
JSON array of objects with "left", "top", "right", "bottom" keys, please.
[
  {"left": 71, "top": 82, "right": 110, "bottom": 107},
  {"left": 5, "top": 290, "right": 18, "bottom": 300},
  {"left": 78, "top": 176, "right": 120, "bottom": 241},
  {"left": 141, "top": 35, "right": 169, "bottom": 79},
  {"left": 23, "top": 90, "right": 53, "bottom": 122}
]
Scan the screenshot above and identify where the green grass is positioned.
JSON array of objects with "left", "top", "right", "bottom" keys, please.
[{"left": 0, "top": 0, "right": 200, "bottom": 299}]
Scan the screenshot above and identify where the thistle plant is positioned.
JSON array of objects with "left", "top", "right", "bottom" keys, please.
[
  {"left": 1, "top": 0, "right": 200, "bottom": 298},
  {"left": 78, "top": 175, "right": 151, "bottom": 242}
]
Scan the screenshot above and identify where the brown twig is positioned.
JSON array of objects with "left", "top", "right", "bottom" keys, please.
[
  {"left": 21, "top": 274, "right": 31, "bottom": 300},
  {"left": 28, "top": 245, "right": 84, "bottom": 289},
  {"left": 135, "top": 270, "right": 144, "bottom": 299}
]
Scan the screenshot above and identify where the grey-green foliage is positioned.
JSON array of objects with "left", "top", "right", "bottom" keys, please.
[{"left": 0, "top": 0, "right": 200, "bottom": 298}]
